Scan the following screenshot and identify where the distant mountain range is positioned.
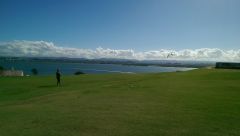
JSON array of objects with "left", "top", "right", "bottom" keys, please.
[{"left": 0, "top": 56, "right": 216, "bottom": 68}]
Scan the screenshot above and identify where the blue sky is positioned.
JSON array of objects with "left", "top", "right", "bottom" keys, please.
[{"left": 0, "top": 0, "right": 240, "bottom": 51}]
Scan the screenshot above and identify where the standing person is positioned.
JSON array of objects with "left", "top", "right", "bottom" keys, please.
[{"left": 56, "top": 69, "right": 61, "bottom": 86}]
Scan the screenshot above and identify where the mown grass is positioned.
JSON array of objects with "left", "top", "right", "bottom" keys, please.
[{"left": 0, "top": 69, "right": 240, "bottom": 136}]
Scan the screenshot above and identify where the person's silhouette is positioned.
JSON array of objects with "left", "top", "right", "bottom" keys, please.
[{"left": 56, "top": 69, "right": 61, "bottom": 86}]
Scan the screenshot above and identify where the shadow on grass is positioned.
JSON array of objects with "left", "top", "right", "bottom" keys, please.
[{"left": 38, "top": 85, "right": 57, "bottom": 88}]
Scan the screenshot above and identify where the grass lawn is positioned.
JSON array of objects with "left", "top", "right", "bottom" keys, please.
[{"left": 0, "top": 69, "right": 240, "bottom": 136}]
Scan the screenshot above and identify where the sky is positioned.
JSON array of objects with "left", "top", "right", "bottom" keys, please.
[{"left": 0, "top": 0, "right": 240, "bottom": 61}]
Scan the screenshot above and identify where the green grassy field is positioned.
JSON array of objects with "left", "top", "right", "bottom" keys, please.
[{"left": 0, "top": 69, "right": 240, "bottom": 136}]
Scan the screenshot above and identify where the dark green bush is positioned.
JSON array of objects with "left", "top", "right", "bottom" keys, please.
[
  {"left": 0, "top": 66, "right": 4, "bottom": 71},
  {"left": 31, "top": 68, "right": 38, "bottom": 75},
  {"left": 74, "top": 71, "right": 85, "bottom": 75}
]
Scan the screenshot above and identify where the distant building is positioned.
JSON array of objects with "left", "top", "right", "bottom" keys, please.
[
  {"left": 216, "top": 62, "right": 240, "bottom": 69},
  {"left": 0, "top": 70, "right": 24, "bottom": 76}
]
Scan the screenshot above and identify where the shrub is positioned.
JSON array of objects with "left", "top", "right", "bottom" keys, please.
[
  {"left": 74, "top": 71, "right": 85, "bottom": 75},
  {"left": 0, "top": 66, "right": 4, "bottom": 71},
  {"left": 31, "top": 68, "right": 38, "bottom": 75},
  {"left": 0, "top": 66, "right": 3, "bottom": 74}
]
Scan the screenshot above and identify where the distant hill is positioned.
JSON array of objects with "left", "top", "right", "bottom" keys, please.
[{"left": 0, "top": 56, "right": 215, "bottom": 68}]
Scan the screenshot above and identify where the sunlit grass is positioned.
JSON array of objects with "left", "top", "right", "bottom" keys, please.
[{"left": 0, "top": 69, "right": 240, "bottom": 136}]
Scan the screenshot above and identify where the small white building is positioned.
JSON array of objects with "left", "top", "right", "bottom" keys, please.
[{"left": 0, "top": 70, "right": 24, "bottom": 76}]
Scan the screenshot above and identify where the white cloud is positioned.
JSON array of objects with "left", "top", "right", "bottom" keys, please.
[{"left": 0, "top": 40, "right": 240, "bottom": 62}]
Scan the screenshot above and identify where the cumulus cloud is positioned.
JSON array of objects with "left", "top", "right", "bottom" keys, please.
[{"left": 0, "top": 40, "right": 240, "bottom": 62}]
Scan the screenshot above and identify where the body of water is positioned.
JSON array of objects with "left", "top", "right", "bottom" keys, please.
[{"left": 0, "top": 61, "right": 196, "bottom": 75}]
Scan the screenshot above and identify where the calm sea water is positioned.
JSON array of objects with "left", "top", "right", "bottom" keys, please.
[{"left": 0, "top": 61, "right": 196, "bottom": 75}]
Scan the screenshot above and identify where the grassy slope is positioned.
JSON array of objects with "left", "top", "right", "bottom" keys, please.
[{"left": 0, "top": 69, "right": 240, "bottom": 136}]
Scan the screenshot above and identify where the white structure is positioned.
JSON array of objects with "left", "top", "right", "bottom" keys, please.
[{"left": 0, "top": 70, "right": 24, "bottom": 76}]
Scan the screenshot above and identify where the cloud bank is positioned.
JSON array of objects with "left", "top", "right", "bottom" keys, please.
[{"left": 0, "top": 40, "right": 240, "bottom": 62}]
